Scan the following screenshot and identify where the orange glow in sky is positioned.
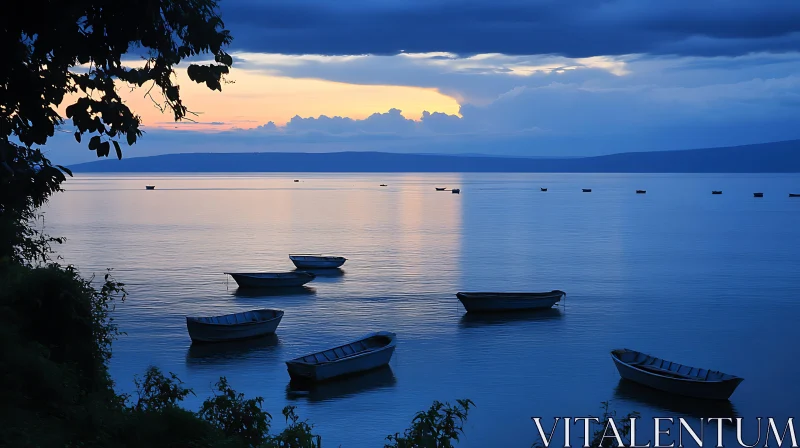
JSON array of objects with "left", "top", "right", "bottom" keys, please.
[{"left": 75, "top": 66, "right": 462, "bottom": 131}]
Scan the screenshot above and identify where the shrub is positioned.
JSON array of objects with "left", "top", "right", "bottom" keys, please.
[{"left": 385, "top": 399, "right": 475, "bottom": 448}]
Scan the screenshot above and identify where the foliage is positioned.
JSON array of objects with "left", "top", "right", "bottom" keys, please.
[
  {"left": 0, "top": 262, "right": 126, "bottom": 446},
  {"left": 199, "top": 377, "right": 273, "bottom": 447},
  {"left": 385, "top": 399, "right": 475, "bottom": 448},
  {"left": 132, "top": 366, "right": 194, "bottom": 412},
  {"left": 264, "top": 406, "right": 322, "bottom": 448},
  {"left": 1, "top": 0, "right": 233, "bottom": 263},
  {"left": 588, "top": 401, "right": 640, "bottom": 448}
]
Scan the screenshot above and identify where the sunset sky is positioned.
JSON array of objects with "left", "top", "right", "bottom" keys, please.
[{"left": 49, "top": 0, "right": 800, "bottom": 164}]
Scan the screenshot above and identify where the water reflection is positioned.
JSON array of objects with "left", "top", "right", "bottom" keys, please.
[
  {"left": 613, "top": 379, "right": 739, "bottom": 423},
  {"left": 295, "top": 268, "right": 346, "bottom": 281},
  {"left": 185, "top": 334, "right": 281, "bottom": 367},
  {"left": 458, "top": 308, "right": 564, "bottom": 328},
  {"left": 231, "top": 286, "right": 317, "bottom": 298},
  {"left": 285, "top": 366, "right": 397, "bottom": 403}
]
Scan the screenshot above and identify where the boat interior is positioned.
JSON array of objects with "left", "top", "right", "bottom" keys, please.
[
  {"left": 612, "top": 349, "right": 734, "bottom": 382},
  {"left": 290, "top": 255, "right": 344, "bottom": 260},
  {"left": 190, "top": 309, "right": 281, "bottom": 325},
  {"left": 294, "top": 335, "right": 393, "bottom": 365},
  {"left": 229, "top": 272, "right": 313, "bottom": 278},
  {"left": 458, "top": 290, "right": 565, "bottom": 299}
]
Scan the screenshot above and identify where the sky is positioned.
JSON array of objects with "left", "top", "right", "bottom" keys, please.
[{"left": 48, "top": 0, "right": 800, "bottom": 165}]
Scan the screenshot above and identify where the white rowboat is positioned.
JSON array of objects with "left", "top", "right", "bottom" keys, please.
[
  {"left": 611, "top": 348, "right": 743, "bottom": 400},
  {"left": 289, "top": 254, "right": 347, "bottom": 269},
  {"left": 286, "top": 331, "right": 396, "bottom": 382},
  {"left": 186, "top": 309, "right": 284, "bottom": 343},
  {"left": 456, "top": 290, "right": 565, "bottom": 312},
  {"left": 225, "top": 271, "right": 315, "bottom": 288}
]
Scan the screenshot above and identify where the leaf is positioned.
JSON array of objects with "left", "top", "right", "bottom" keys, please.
[
  {"left": 56, "top": 165, "right": 74, "bottom": 177},
  {"left": 88, "top": 136, "right": 101, "bottom": 151},
  {"left": 100, "top": 141, "right": 110, "bottom": 157},
  {"left": 126, "top": 130, "right": 136, "bottom": 146},
  {"left": 113, "top": 141, "right": 122, "bottom": 160},
  {"left": 74, "top": 131, "right": 81, "bottom": 143}
]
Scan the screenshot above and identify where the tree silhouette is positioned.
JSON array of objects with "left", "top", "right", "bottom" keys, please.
[{"left": 0, "top": 0, "right": 233, "bottom": 263}]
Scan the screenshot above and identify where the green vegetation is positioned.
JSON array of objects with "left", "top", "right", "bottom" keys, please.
[
  {"left": 385, "top": 399, "right": 475, "bottom": 448},
  {"left": 0, "top": 4, "right": 476, "bottom": 447},
  {"left": 1, "top": 2, "right": 630, "bottom": 447},
  {"left": 0, "top": 260, "right": 477, "bottom": 447}
]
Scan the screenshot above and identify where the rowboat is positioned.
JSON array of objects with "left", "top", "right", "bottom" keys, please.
[
  {"left": 145, "top": 185, "right": 155, "bottom": 190},
  {"left": 186, "top": 309, "right": 284, "bottom": 343},
  {"left": 225, "top": 271, "right": 316, "bottom": 288},
  {"left": 456, "top": 290, "right": 566, "bottom": 312},
  {"left": 712, "top": 190, "right": 722, "bottom": 194},
  {"left": 582, "top": 188, "right": 592, "bottom": 192},
  {"left": 452, "top": 188, "right": 461, "bottom": 194},
  {"left": 289, "top": 254, "right": 347, "bottom": 269},
  {"left": 636, "top": 190, "right": 646, "bottom": 194},
  {"left": 435, "top": 187, "right": 447, "bottom": 191},
  {"left": 753, "top": 192, "right": 763, "bottom": 198},
  {"left": 286, "top": 331, "right": 397, "bottom": 382},
  {"left": 380, "top": 184, "right": 388, "bottom": 187},
  {"left": 790, "top": 193, "right": 800, "bottom": 198},
  {"left": 541, "top": 188, "right": 547, "bottom": 192},
  {"left": 610, "top": 348, "right": 743, "bottom": 400}
]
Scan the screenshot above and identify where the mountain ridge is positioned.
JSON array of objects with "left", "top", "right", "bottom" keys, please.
[{"left": 68, "top": 139, "right": 800, "bottom": 173}]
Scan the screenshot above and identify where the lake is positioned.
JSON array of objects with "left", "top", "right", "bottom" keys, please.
[{"left": 44, "top": 172, "right": 800, "bottom": 447}]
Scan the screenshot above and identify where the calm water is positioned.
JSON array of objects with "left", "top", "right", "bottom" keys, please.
[{"left": 44, "top": 173, "right": 800, "bottom": 447}]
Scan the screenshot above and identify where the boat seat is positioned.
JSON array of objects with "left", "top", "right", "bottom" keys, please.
[{"left": 631, "top": 362, "right": 699, "bottom": 380}]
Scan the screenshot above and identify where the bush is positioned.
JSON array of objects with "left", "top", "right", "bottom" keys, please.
[
  {"left": 385, "top": 399, "right": 475, "bottom": 448},
  {"left": 198, "top": 377, "right": 273, "bottom": 446}
]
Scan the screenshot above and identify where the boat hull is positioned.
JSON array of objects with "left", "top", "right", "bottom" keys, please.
[
  {"left": 289, "top": 256, "right": 346, "bottom": 269},
  {"left": 286, "top": 332, "right": 396, "bottom": 382},
  {"left": 287, "top": 345, "right": 395, "bottom": 382},
  {"left": 228, "top": 273, "right": 315, "bottom": 288},
  {"left": 611, "top": 353, "right": 743, "bottom": 400},
  {"left": 456, "top": 291, "right": 564, "bottom": 312},
  {"left": 187, "top": 314, "right": 283, "bottom": 343}
]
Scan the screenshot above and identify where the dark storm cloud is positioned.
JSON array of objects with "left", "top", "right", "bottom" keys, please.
[{"left": 219, "top": 0, "right": 800, "bottom": 57}]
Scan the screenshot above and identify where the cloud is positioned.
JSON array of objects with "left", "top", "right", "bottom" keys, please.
[
  {"left": 46, "top": 64, "right": 800, "bottom": 167},
  {"left": 219, "top": 0, "right": 800, "bottom": 57}
]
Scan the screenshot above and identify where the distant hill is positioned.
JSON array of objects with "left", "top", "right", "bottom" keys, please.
[{"left": 68, "top": 139, "right": 800, "bottom": 173}]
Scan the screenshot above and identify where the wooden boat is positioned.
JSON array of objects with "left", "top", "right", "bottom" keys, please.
[
  {"left": 451, "top": 188, "right": 461, "bottom": 194},
  {"left": 435, "top": 187, "right": 447, "bottom": 191},
  {"left": 380, "top": 184, "right": 387, "bottom": 187},
  {"left": 753, "top": 192, "right": 763, "bottom": 198},
  {"left": 145, "top": 185, "right": 155, "bottom": 190},
  {"left": 294, "top": 179, "right": 299, "bottom": 182},
  {"left": 289, "top": 254, "right": 347, "bottom": 269},
  {"left": 790, "top": 193, "right": 800, "bottom": 198},
  {"left": 712, "top": 190, "right": 722, "bottom": 194},
  {"left": 582, "top": 188, "right": 592, "bottom": 192},
  {"left": 610, "top": 349, "right": 743, "bottom": 400},
  {"left": 456, "top": 290, "right": 566, "bottom": 312},
  {"left": 225, "top": 271, "right": 315, "bottom": 288},
  {"left": 541, "top": 188, "right": 547, "bottom": 192},
  {"left": 186, "top": 309, "right": 284, "bottom": 343},
  {"left": 286, "top": 331, "right": 397, "bottom": 382},
  {"left": 636, "top": 190, "right": 646, "bottom": 194}
]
